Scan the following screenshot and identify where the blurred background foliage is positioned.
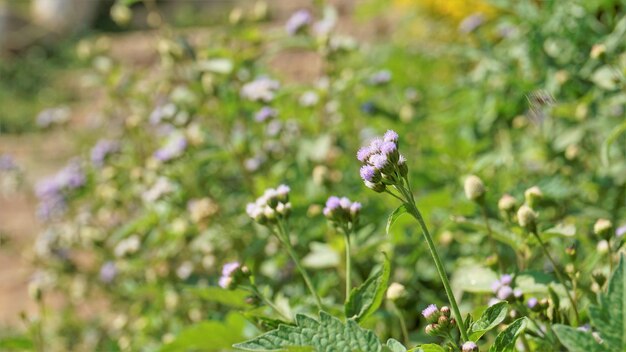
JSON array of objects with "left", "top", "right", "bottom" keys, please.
[{"left": 0, "top": 0, "right": 625, "bottom": 351}]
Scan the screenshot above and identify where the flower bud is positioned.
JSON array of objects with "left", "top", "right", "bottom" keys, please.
[
  {"left": 263, "top": 206, "right": 277, "bottom": 221},
  {"left": 498, "top": 194, "right": 517, "bottom": 212},
  {"left": 422, "top": 304, "right": 440, "bottom": 323},
  {"left": 440, "top": 306, "right": 451, "bottom": 317},
  {"left": 349, "top": 202, "right": 361, "bottom": 222},
  {"left": 386, "top": 282, "right": 406, "bottom": 301},
  {"left": 437, "top": 315, "right": 449, "bottom": 327},
  {"left": 594, "top": 218, "right": 612, "bottom": 239},
  {"left": 590, "top": 44, "right": 606, "bottom": 59},
  {"left": 365, "top": 181, "right": 386, "bottom": 193},
  {"left": 464, "top": 175, "right": 485, "bottom": 201},
  {"left": 462, "top": 341, "right": 479, "bottom": 352},
  {"left": 398, "top": 155, "right": 408, "bottom": 177},
  {"left": 524, "top": 186, "right": 543, "bottom": 208},
  {"left": 425, "top": 323, "right": 439, "bottom": 336},
  {"left": 565, "top": 244, "right": 576, "bottom": 258},
  {"left": 276, "top": 184, "right": 290, "bottom": 203},
  {"left": 592, "top": 270, "right": 606, "bottom": 287},
  {"left": 597, "top": 240, "right": 609, "bottom": 254},
  {"left": 527, "top": 297, "right": 540, "bottom": 311},
  {"left": 517, "top": 205, "right": 537, "bottom": 231}
]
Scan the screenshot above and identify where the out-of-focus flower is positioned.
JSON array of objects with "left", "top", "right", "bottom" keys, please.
[
  {"left": 616, "top": 225, "right": 626, "bottom": 238},
  {"left": 386, "top": 282, "right": 406, "bottom": 301},
  {"left": 187, "top": 198, "right": 219, "bottom": 223},
  {"left": 142, "top": 177, "right": 174, "bottom": 203},
  {"left": 459, "top": 13, "right": 485, "bottom": 33},
  {"left": 368, "top": 70, "right": 392, "bottom": 85},
  {"left": 464, "top": 175, "right": 485, "bottom": 201},
  {"left": 35, "top": 160, "right": 85, "bottom": 221},
  {"left": 255, "top": 106, "right": 277, "bottom": 122},
  {"left": 218, "top": 261, "right": 241, "bottom": 289},
  {"left": 241, "top": 77, "right": 280, "bottom": 102},
  {"left": 299, "top": 91, "right": 319, "bottom": 107},
  {"left": 323, "top": 195, "right": 361, "bottom": 225},
  {"left": 149, "top": 103, "right": 177, "bottom": 125},
  {"left": 36, "top": 106, "right": 71, "bottom": 128},
  {"left": 517, "top": 205, "right": 537, "bottom": 231},
  {"left": 154, "top": 133, "right": 187, "bottom": 162},
  {"left": 285, "top": 9, "right": 312, "bottom": 35},
  {"left": 100, "top": 261, "right": 117, "bottom": 283},
  {"left": 91, "top": 139, "right": 120, "bottom": 167},
  {"left": 176, "top": 261, "right": 194, "bottom": 280},
  {"left": 498, "top": 194, "right": 517, "bottom": 212},
  {"left": 462, "top": 341, "right": 478, "bottom": 352},
  {"left": 594, "top": 218, "right": 612, "bottom": 238},
  {"left": 246, "top": 185, "right": 292, "bottom": 224},
  {"left": 114, "top": 235, "right": 141, "bottom": 257},
  {"left": 0, "top": 154, "right": 17, "bottom": 171}
]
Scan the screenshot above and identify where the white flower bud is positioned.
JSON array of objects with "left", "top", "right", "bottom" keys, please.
[
  {"left": 386, "top": 282, "right": 406, "bottom": 301},
  {"left": 597, "top": 240, "right": 609, "bottom": 254},
  {"left": 593, "top": 218, "right": 612, "bottom": 238},
  {"left": 464, "top": 175, "right": 485, "bottom": 201},
  {"left": 524, "top": 186, "right": 543, "bottom": 207},
  {"left": 517, "top": 205, "right": 537, "bottom": 231},
  {"left": 498, "top": 194, "right": 517, "bottom": 212}
]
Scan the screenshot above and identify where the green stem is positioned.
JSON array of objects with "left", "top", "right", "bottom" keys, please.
[
  {"left": 391, "top": 302, "right": 410, "bottom": 346},
  {"left": 395, "top": 182, "right": 469, "bottom": 342},
  {"left": 531, "top": 230, "right": 580, "bottom": 326},
  {"left": 480, "top": 203, "right": 504, "bottom": 273},
  {"left": 275, "top": 221, "right": 323, "bottom": 310},
  {"left": 344, "top": 231, "right": 352, "bottom": 302},
  {"left": 245, "top": 284, "right": 291, "bottom": 321}
]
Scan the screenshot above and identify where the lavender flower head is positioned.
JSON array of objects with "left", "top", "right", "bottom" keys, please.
[
  {"left": 368, "top": 70, "right": 392, "bottom": 85},
  {"left": 496, "top": 285, "right": 514, "bottom": 300},
  {"left": 357, "top": 130, "right": 405, "bottom": 192},
  {"left": 359, "top": 165, "right": 377, "bottom": 182},
  {"left": 616, "top": 225, "right": 626, "bottom": 238},
  {"left": 422, "top": 304, "right": 439, "bottom": 322},
  {"left": 323, "top": 196, "right": 360, "bottom": 224},
  {"left": 462, "top": 341, "right": 478, "bottom": 352},
  {"left": 255, "top": 106, "right": 277, "bottom": 122},
  {"left": 154, "top": 134, "right": 187, "bottom": 162},
  {"left": 459, "top": 13, "right": 485, "bottom": 34},
  {"left": 247, "top": 185, "right": 292, "bottom": 224},
  {"left": 527, "top": 297, "right": 538, "bottom": 309},
  {"left": 99, "top": 261, "right": 117, "bottom": 283},
  {"left": 35, "top": 160, "right": 85, "bottom": 221},
  {"left": 285, "top": 9, "right": 312, "bottom": 35},
  {"left": 219, "top": 261, "right": 241, "bottom": 289},
  {"left": 91, "top": 139, "right": 120, "bottom": 167},
  {"left": 357, "top": 146, "right": 372, "bottom": 163},
  {"left": 0, "top": 154, "right": 17, "bottom": 171},
  {"left": 241, "top": 77, "right": 280, "bottom": 102}
]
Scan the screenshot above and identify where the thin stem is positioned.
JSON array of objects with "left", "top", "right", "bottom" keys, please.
[
  {"left": 244, "top": 284, "right": 291, "bottom": 321},
  {"left": 531, "top": 230, "right": 580, "bottom": 326},
  {"left": 607, "top": 239, "right": 614, "bottom": 272},
  {"left": 275, "top": 221, "right": 323, "bottom": 310},
  {"left": 385, "top": 189, "right": 406, "bottom": 202},
  {"left": 394, "top": 182, "right": 469, "bottom": 342},
  {"left": 391, "top": 302, "right": 410, "bottom": 346},
  {"left": 480, "top": 203, "right": 504, "bottom": 272},
  {"left": 343, "top": 231, "right": 352, "bottom": 302}
]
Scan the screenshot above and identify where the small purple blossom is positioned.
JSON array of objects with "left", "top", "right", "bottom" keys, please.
[
  {"left": 369, "top": 138, "right": 384, "bottom": 153},
  {"left": 462, "top": 341, "right": 478, "bottom": 352},
  {"left": 357, "top": 146, "right": 372, "bottom": 162},
  {"left": 36, "top": 106, "right": 70, "bottom": 128},
  {"left": 616, "top": 225, "right": 626, "bottom": 238},
  {"left": 500, "top": 274, "right": 513, "bottom": 286},
  {"left": 285, "top": 9, "right": 312, "bottom": 35},
  {"left": 91, "top": 139, "right": 120, "bottom": 167},
  {"left": 0, "top": 154, "right": 17, "bottom": 171},
  {"left": 496, "top": 286, "right": 513, "bottom": 300},
  {"left": 350, "top": 202, "right": 362, "bottom": 213},
  {"left": 513, "top": 288, "right": 523, "bottom": 298},
  {"left": 35, "top": 160, "right": 85, "bottom": 221},
  {"left": 383, "top": 130, "right": 399, "bottom": 143},
  {"left": 241, "top": 77, "right": 280, "bottom": 102},
  {"left": 422, "top": 304, "right": 438, "bottom": 319},
  {"left": 380, "top": 141, "right": 397, "bottom": 156},
  {"left": 527, "top": 297, "right": 538, "bottom": 309},
  {"left": 368, "top": 70, "right": 392, "bottom": 85},
  {"left": 325, "top": 196, "right": 341, "bottom": 210},
  {"left": 100, "top": 261, "right": 117, "bottom": 283},
  {"left": 154, "top": 134, "right": 187, "bottom": 162},
  {"left": 255, "top": 106, "right": 277, "bottom": 122},
  {"left": 339, "top": 197, "right": 351, "bottom": 209},
  {"left": 459, "top": 13, "right": 485, "bottom": 34},
  {"left": 219, "top": 261, "right": 241, "bottom": 289},
  {"left": 369, "top": 154, "right": 388, "bottom": 170},
  {"left": 360, "top": 165, "right": 376, "bottom": 182}
]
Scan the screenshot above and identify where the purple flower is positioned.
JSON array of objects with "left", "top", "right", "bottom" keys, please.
[
  {"left": 369, "top": 138, "right": 384, "bottom": 153},
  {"left": 285, "top": 9, "right": 312, "bottom": 35},
  {"left": 369, "top": 70, "right": 392, "bottom": 85},
  {"left": 422, "top": 304, "right": 439, "bottom": 320},
  {"left": 496, "top": 286, "right": 513, "bottom": 300},
  {"left": 339, "top": 197, "right": 351, "bottom": 209},
  {"left": 350, "top": 202, "right": 362, "bottom": 214},
  {"left": 357, "top": 146, "right": 372, "bottom": 162},
  {"left": 459, "top": 13, "right": 485, "bottom": 33},
  {"left": 91, "top": 139, "right": 120, "bottom": 167},
  {"left": 527, "top": 297, "right": 538, "bottom": 309},
  {"left": 500, "top": 274, "right": 513, "bottom": 285},
  {"left": 616, "top": 225, "right": 626, "bottom": 238},
  {"left": 255, "top": 106, "right": 277, "bottom": 122},
  {"left": 219, "top": 261, "right": 241, "bottom": 289},
  {"left": 325, "top": 196, "right": 341, "bottom": 210},
  {"left": 383, "top": 130, "right": 398, "bottom": 143},
  {"left": 100, "top": 261, "right": 117, "bottom": 283},
  {"left": 154, "top": 134, "right": 187, "bottom": 162},
  {"left": 0, "top": 154, "right": 17, "bottom": 171},
  {"left": 369, "top": 154, "right": 388, "bottom": 170},
  {"left": 513, "top": 288, "right": 523, "bottom": 298},
  {"left": 36, "top": 106, "right": 70, "bottom": 128},
  {"left": 360, "top": 165, "right": 376, "bottom": 182},
  {"left": 462, "top": 341, "right": 478, "bottom": 352},
  {"left": 380, "top": 141, "right": 397, "bottom": 156},
  {"left": 36, "top": 195, "right": 67, "bottom": 221},
  {"left": 241, "top": 77, "right": 280, "bottom": 102}
]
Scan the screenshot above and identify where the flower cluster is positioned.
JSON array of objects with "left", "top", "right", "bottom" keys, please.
[
  {"left": 490, "top": 274, "right": 522, "bottom": 305},
  {"left": 241, "top": 77, "right": 280, "bottom": 102},
  {"left": 91, "top": 139, "right": 120, "bottom": 167},
  {"left": 422, "top": 304, "right": 456, "bottom": 337},
  {"left": 0, "top": 154, "right": 17, "bottom": 171},
  {"left": 322, "top": 196, "right": 361, "bottom": 228},
  {"left": 357, "top": 130, "right": 407, "bottom": 192},
  {"left": 35, "top": 160, "right": 86, "bottom": 220},
  {"left": 218, "top": 261, "right": 248, "bottom": 289},
  {"left": 154, "top": 133, "right": 187, "bottom": 162},
  {"left": 246, "top": 185, "right": 292, "bottom": 224},
  {"left": 36, "top": 106, "right": 71, "bottom": 128},
  {"left": 285, "top": 9, "right": 312, "bottom": 35}
]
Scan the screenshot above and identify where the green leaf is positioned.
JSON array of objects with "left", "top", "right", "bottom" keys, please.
[
  {"left": 386, "top": 205, "right": 407, "bottom": 235},
  {"left": 0, "top": 335, "right": 34, "bottom": 350},
  {"left": 488, "top": 317, "right": 527, "bottom": 352},
  {"left": 469, "top": 301, "right": 509, "bottom": 341},
  {"left": 416, "top": 344, "right": 445, "bottom": 352},
  {"left": 542, "top": 224, "right": 576, "bottom": 238},
  {"left": 233, "top": 311, "right": 382, "bottom": 351},
  {"left": 345, "top": 254, "right": 391, "bottom": 322},
  {"left": 161, "top": 313, "right": 248, "bottom": 352},
  {"left": 385, "top": 338, "right": 407, "bottom": 352},
  {"left": 601, "top": 120, "right": 626, "bottom": 166},
  {"left": 186, "top": 286, "right": 251, "bottom": 309},
  {"left": 451, "top": 264, "right": 498, "bottom": 294},
  {"left": 553, "top": 325, "right": 603, "bottom": 352},
  {"left": 451, "top": 216, "right": 523, "bottom": 250},
  {"left": 586, "top": 254, "right": 626, "bottom": 351}
]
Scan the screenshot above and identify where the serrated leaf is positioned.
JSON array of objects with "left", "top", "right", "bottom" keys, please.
[
  {"left": 345, "top": 254, "right": 391, "bottom": 322},
  {"left": 553, "top": 325, "right": 603, "bottom": 352},
  {"left": 416, "top": 344, "right": 445, "bottom": 352},
  {"left": 233, "top": 311, "right": 382, "bottom": 351},
  {"left": 385, "top": 338, "right": 407, "bottom": 352},
  {"left": 488, "top": 317, "right": 527, "bottom": 352},
  {"left": 386, "top": 205, "right": 407, "bottom": 235},
  {"left": 585, "top": 254, "right": 626, "bottom": 351},
  {"left": 469, "top": 301, "right": 509, "bottom": 341}
]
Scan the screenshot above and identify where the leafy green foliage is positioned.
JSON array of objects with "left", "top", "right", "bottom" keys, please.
[
  {"left": 554, "top": 254, "right": 626, "bottom": 351},
  {"left": 469, "top": 301, "right": 509, "bottom": 341},
  {"left": 161, "top": 313, "right": 248, "bottom": 352},
  {"left": 233, "top": 312, "right": 382, "bottom": 351},
  {"left": 386, "top": 205, "right": 407, "bottom": 235},
  {"left": 185, "top": 286, "right": 252, "bottom": 309},
  {"left": 384, "top": 338, "right": 407, "bottom": 352},
  {"left": 489, "top": 317, "right": 528, "bottom": 352},
  {"left": 345, "top": 255, "right": 391, "bottom": 322}
]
